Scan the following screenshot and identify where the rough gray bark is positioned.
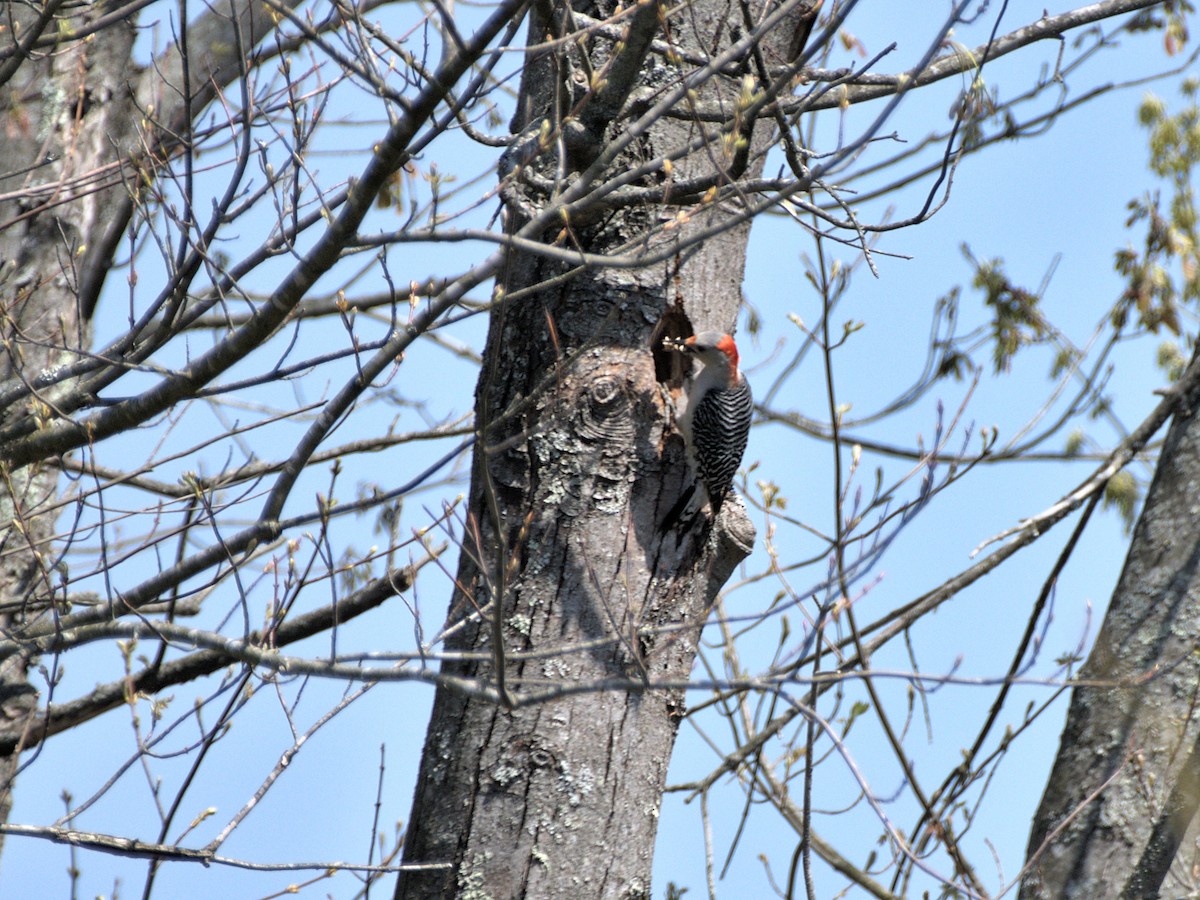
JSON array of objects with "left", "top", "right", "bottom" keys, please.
[
  {"left": 0, "top": 0, "right": 292, "bottom": 860},
  {"left": 1022, "top": 358, "right": 1200, "bottom": 898},
  {"left": 394, "top": 1, "right": 818, "bottom": 896}
]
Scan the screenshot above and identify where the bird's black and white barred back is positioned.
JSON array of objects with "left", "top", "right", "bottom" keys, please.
[
  {"left": 662, "top": 331, "right": 753, "bottom": 525},
  {"left": 688, "top": 364, "right": 753, "bottom": 513}
]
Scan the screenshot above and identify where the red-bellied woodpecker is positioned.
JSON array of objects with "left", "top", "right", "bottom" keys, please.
[{"left": 662, "top": 331, "right": 753, "bottom": 528}]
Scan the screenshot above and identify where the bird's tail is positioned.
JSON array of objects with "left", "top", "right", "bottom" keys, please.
[{"left": 659, "top": 481, "right": 713, "bottom": 539}]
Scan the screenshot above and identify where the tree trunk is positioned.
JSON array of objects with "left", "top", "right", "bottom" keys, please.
[
  {"left": 1022, "top": 358, "right": 1200, "bottom": 898},
  {"left": 395, "top": 1, "right": 817, "bottom": 895}
]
